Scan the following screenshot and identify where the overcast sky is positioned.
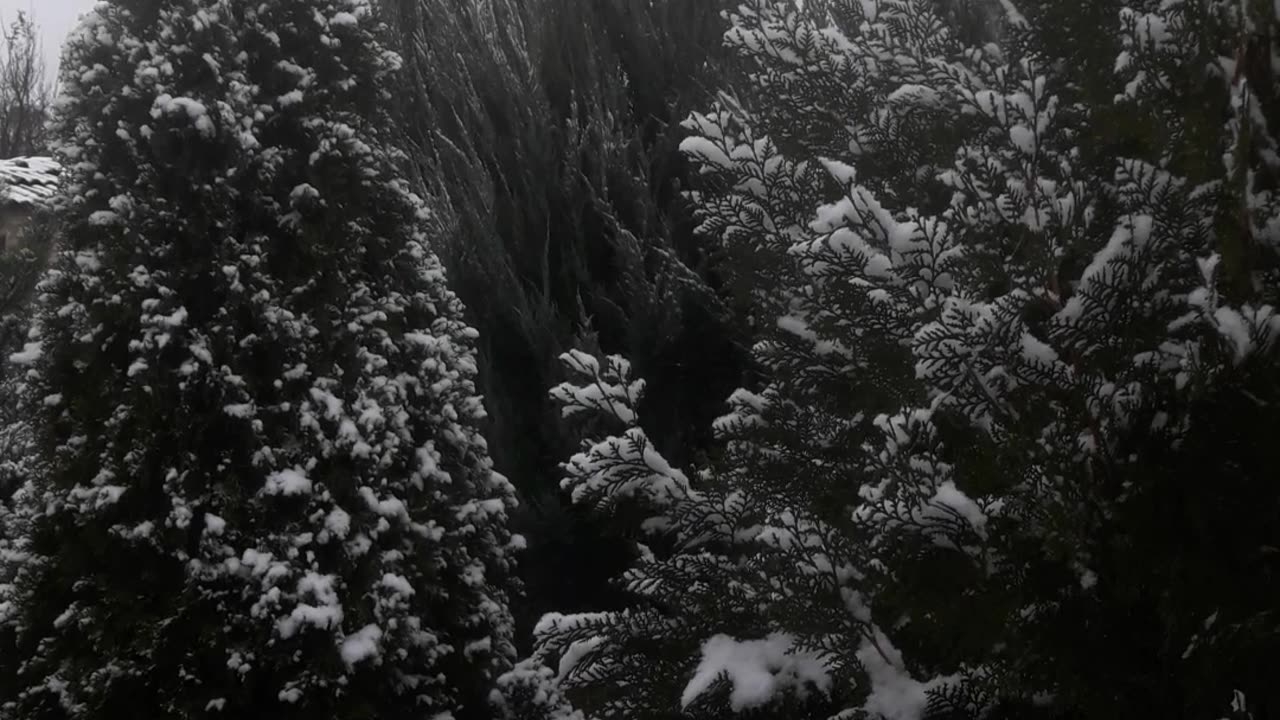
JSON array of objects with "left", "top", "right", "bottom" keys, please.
[{"left": 0, "top": 0, "right": 97, "bottom": 83}]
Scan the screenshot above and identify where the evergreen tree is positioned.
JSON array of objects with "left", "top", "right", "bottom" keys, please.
[
  {"left": 382, "top": 0, "right": 748, "bottom": 644},
  {"left": 0, "top": 212, "right": 53, "bottom": 720},
  {"left": 532, "top": 1, "right": 1280, "bottom": 719},
  {"left": 0, "top": 0, "right": 520, "bottom": 717},
  {"left": 0, "top": 211, "right": 52, "bottom": 500}
]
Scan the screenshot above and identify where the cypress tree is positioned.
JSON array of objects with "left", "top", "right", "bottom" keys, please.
[
  {"left": 0, "top": 0, "right": 520, "bottom": 717},
  {"left": 534, "top": 1, "right": 1280, "bottom": 718}
]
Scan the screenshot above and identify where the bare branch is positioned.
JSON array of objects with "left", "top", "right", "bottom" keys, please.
[{"left": 0, "top": 12, "right": 51, "bottom": 158}]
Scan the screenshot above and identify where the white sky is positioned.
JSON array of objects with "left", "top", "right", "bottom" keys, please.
[{"left": 0, "top": 0, "right": 97, "bottom": 83}]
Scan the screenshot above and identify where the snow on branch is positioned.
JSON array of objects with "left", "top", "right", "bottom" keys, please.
[
  {"left": 562, "top": 427, "right": 696, "bottom": 516},
  {"left": 551, "top": 350, "right": 646, "bottom": 426},
  {"left": 552, "top": 350, "right": 698, "bottom": 528},
  {"left": 681, "top": 633, "right": 831, "bottom": 712}
]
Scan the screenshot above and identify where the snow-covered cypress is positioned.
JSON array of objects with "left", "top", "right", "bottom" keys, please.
[
  {"left": 535, "top": 1, "right": 1280, "bottom": 719},
  {"left": 0, "top": 0, "right": 520, "bottom": 717}
]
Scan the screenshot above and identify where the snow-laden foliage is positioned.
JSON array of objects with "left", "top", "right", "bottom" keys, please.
[
  {"left": 0, "top": 0, "right": 520, "bottom": 717},
  {"left": 0, "top": 213, "right": 52, "bottom": 706},
  {"left": 537, "top": 0, "right": 1280, "bottom": 719},
  {"left": 0, "top": 212, "right": 50, "bottom": 501},
  {"left": 489, "top": 656, "right": 589, "bottom": 720}
]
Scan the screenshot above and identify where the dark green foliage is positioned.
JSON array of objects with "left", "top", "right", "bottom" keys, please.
[
  {"left": 0, "top": 211, "right": 53, "bottom": 499},
  {"left": 379, "top": 0, "right": 750, "bottom": 641},
  {"left": 534, "top": 2, "right": 1280, "bottom": 720},
  {"left": 0, "top": 1, "right": 519, "bottom": 718}
]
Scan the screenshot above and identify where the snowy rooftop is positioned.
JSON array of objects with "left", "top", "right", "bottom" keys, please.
[{"left": 0, "top": 156, "right": 60, "bottom": 207}]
